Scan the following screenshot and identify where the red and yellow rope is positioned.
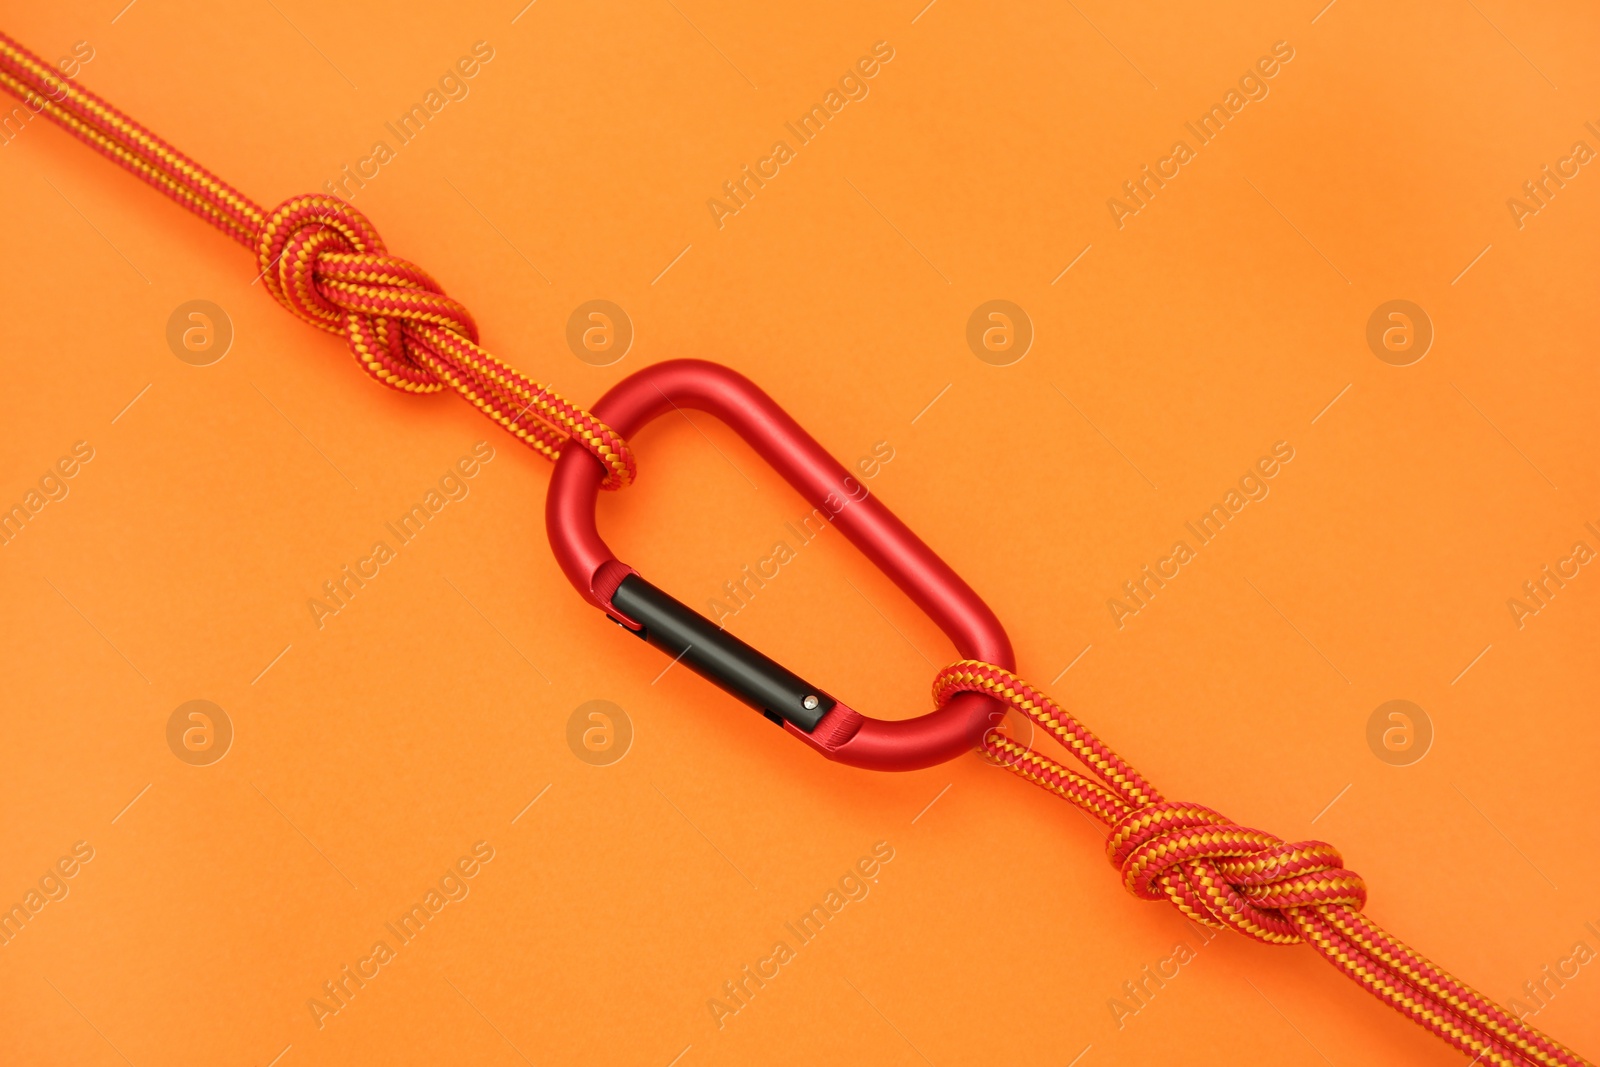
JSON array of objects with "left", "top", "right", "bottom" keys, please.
[
  {"left": 0, "top": 30, "right": 634, "bottom": 488},
  {"left": 936, "top": 660, "right": 1592, "bottom": 1067},
  {"left": 2, "top": 27, "right": 1590, "bottom": 1065}
]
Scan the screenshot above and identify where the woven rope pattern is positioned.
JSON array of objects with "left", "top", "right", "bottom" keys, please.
[
  {"left": 0, "top": 31, "right": 634, "bottom": 488},
  {"left": 2, "top": 25, "right": 1590, "bottom": 1065},
  {"left": 935, "top": 660, "right": 1592, "bottom": 1067}
]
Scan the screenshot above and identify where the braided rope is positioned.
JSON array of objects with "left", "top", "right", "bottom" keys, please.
[
  {"left": 3, "top": 26, "right": 1590, "bottom": 1066},
  {"left": 0, "top": 30, "right": 634, "bottom": 489},
  {"left": 936, "top": 661, "right": 1591, "bottom": 1067}
]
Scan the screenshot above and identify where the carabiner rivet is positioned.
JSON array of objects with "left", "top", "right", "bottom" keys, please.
[{"left": 802, "top": 695, "right": 820, "bottom": 711}]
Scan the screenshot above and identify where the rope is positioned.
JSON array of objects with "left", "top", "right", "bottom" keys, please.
[
  {"left": 3, "top": 27, "right": 1590, "bottom": 1065},
  {"left": 936, "top": 661, "right": 1592, "bottom": 1067},
  {"left": 0, "top": 30, "right": 634, "bottom": 489}
]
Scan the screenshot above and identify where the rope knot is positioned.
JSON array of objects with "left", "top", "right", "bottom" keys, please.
[
  {"left": 933, "top": 661, "right": 1366, "bottom": 947},
  {"left": 254, "top": 195, "right": 635, "bottom": 488},
  {"left": 256, "top": 195, "right": 474, "bottom": 392},
  {"left": 1106, "top": 799, "right": 1366, "bottom": 943}
]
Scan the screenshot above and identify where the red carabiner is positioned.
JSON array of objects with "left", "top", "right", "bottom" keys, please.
[{"left": 547, "top": 359, "right": 1014, "bottom": 771}]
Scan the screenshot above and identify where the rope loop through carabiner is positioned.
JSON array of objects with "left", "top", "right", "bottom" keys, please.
[
  {"left": 1, "top": 25, "right": 1593, "bottom": 1066},
  {"left": 256, "top": 195, "right": 636, "bottom": 488},
  {"left": 935, "top": 659, "right": 1590, "bottom": 1067},
  {"left": 0, "top": 28, "right": 633, "bottom": 488}
]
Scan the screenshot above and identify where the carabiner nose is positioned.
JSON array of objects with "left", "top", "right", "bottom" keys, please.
[{"left": 546, "top": 359, "right": 1014, "bottom": 771}]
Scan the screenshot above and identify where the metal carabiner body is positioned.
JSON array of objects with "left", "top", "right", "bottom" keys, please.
[{"left": 546, "top": 359, "right": 1013, "bottom": 771}]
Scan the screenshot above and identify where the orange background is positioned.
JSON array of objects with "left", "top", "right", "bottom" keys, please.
[{"left": 2, "top": 2, "right": 1598, "bottom": 1065}]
